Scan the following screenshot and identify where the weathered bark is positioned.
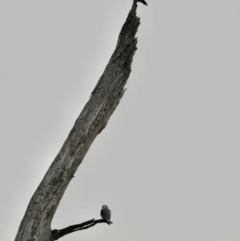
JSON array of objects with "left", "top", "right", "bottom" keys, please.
[{"left": 15, "top": 2, "right": 141, "bottom": 241}]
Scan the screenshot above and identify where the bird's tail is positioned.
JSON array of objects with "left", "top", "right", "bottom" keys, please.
[{"left": 107, "top": 219, "right": 113, "bottom": 225}]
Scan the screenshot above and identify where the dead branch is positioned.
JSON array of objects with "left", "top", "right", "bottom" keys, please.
[
  {"left": 52, "top": 219, "right": 112, "bottom": 240},
  {"left": 14, "top": 1, "right": 141, "bottom": 240}
]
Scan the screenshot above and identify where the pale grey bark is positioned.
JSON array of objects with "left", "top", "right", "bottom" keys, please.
[{"left": 14, "top": 3, "right": 141, "bottom": 241}]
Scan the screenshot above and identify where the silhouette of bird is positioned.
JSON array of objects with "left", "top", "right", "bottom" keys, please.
[
  {"left": 136, "top": 0, "right": 148, "bottom": 6},
  {"left": 100, "top": 205, "right": 112, "bottom": 225}
]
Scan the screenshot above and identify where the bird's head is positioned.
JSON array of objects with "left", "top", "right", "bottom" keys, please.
[{"left": 102, "top": 205, "right": 108, "bottom": 209}]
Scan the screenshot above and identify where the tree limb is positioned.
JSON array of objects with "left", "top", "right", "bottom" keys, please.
[
  {"left": 15, "top": 2, "right": 141, "bottom": 241},
  {"left": 52, "top": 219, "right": 112, "bottom": 240}
]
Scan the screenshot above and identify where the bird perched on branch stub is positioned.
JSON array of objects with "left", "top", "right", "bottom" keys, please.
[
  {"left": 136, "top": 0, "right": 148, "bottom": 6},
  {"left": 101, "top": 205, "right": 112, "bottom": 225}
]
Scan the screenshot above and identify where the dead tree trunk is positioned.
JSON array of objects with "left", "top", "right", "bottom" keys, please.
[{"left": 15, "top": 2, "right": 141, "bottom": 241}]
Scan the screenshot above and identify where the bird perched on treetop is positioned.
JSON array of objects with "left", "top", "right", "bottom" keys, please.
[
  {"left": 136, "top": 0, "right": 148, "bottom": 6},
  {"left": 101, "top": 205, "right": 112, "bottom": 225}
]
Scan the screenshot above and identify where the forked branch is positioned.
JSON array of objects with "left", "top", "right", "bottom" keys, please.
[{"left": 52, "top": 219, "right": 112, "bottom": 240}]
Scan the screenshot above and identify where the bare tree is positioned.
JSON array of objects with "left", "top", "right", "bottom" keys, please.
[{"left": 15, "top": 2, "right": 144, "bottom": 240}]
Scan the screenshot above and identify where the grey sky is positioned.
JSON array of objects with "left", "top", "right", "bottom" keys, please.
[{"left": 1, "top": 1, "right": 240, "bottom": 240}]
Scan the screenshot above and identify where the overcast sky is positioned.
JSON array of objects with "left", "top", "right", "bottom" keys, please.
[{"left": 1, "top": 0, "right": 240, "bottom": 240}]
